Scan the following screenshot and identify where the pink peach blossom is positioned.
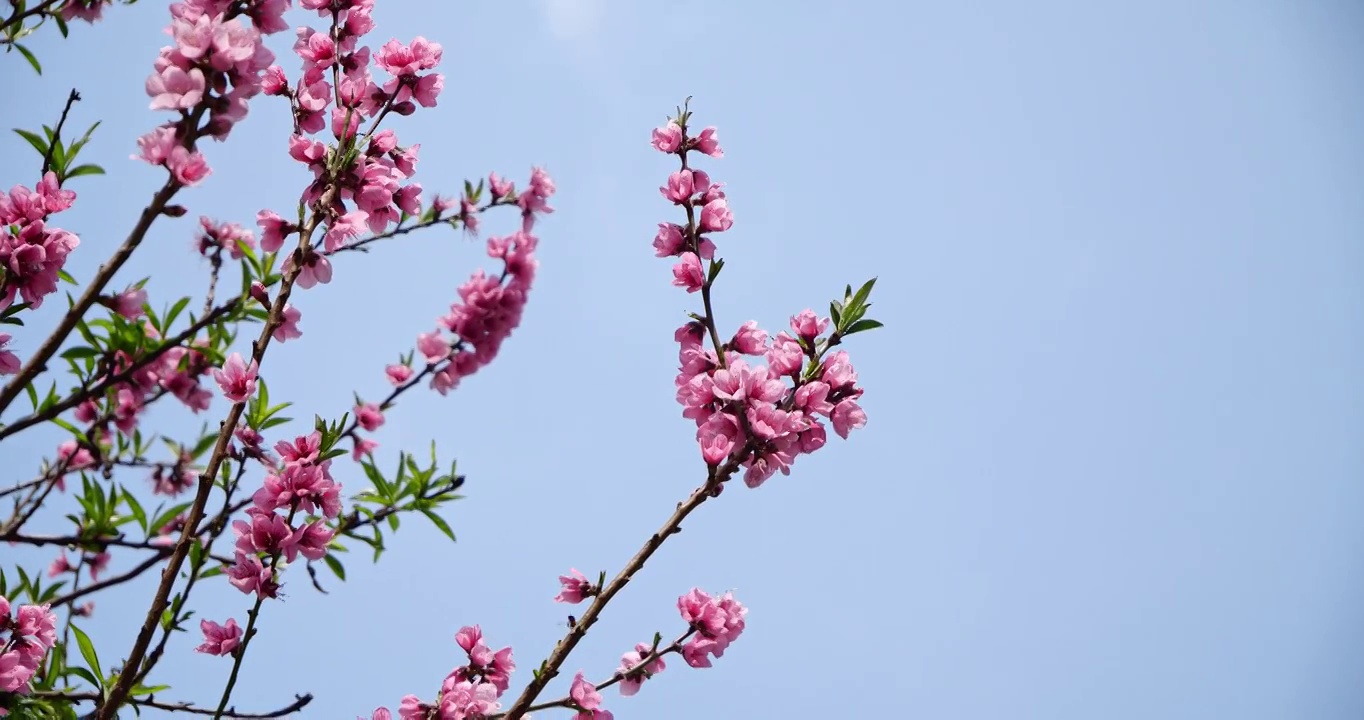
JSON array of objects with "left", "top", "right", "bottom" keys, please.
[
  {"left": 195, "top": 618, "right": 243, "bottom": 656},
  {"left": 213, "top": 353, "right": 258, "bottom": 403}
]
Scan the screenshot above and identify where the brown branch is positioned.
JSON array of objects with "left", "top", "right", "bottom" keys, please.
[
  {"left": 499, "top": 464, "right": 734, "bottom": 720},
  {"left": 35, "top": 689, "right": 312, "bottom": 718},
  {"left": 0, "top": 0, "right": 61, "bottom": 39},
  {"left": 0, "top": 299, "right": 239, "bottom": 441},
  {"left": 40, "top": 89, "right": 81, "bottom": 176},
  {"left": 0, "top": 178, "right": 182, "bottom": 417},
  {"left": 508, "top": 634, "right": 690, "bottom": 716},
  {"left": 49, "top": 551, "right": 164, "bottom": 610},
  {"left": 134, "top": 462, "right": 250, "bottom": 687},
  {"left": 94, "top": 182, "right": 336, "bottom": 720}
]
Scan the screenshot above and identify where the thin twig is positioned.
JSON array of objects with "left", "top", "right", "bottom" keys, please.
[
  {"left": 499, "top": 464, "right": 735, "bottom": 720},
  {"left": 40, "top": 89, "right": 81, "bottom": 176},
  {"left": 0, "top": 0, "right": 61, "bottom": 40},
  {"left": 35, "top": 689, "right": 312, "bottom": 718},
  {"left": 135, "top": 463, "right": 249, "bottom": 687},
  {"left": 95, "top": 175, "right": 338, "bottom": 720},
  {"left": 0, "top": 179, "right": 183, "bottom": 416},
  {"left": 0, "top": 299, "right": 239, "bottom": 441}
]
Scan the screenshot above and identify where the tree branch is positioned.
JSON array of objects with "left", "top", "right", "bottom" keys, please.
[
  {"left": 35, "top": 690, "right": 313, "bottom": 718},
  {"left": 498, "top": 463, "right": 736, "bottom": 720},
  {"left": 94, "top": 176, "right": 336, "bottom": 719},
  {"left": 0, "top": 178, "right": 183, "bottom": 417},
  {"left": 41, "top": 88, "right": 80, "bottom": 176},
  {"left": 0, "top": 298, "right": 239, "bottom": 441},
  {"left": 0, "top": 0, "right": 62, "bottom": 40}
]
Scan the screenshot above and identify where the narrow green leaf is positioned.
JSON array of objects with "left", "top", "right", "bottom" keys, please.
[
  {"left": 164, "top": 296, "right": 190, "bottom": 331},
  {"left": 13, "top": 128, "right": 47, "bottom": 157},
  {"left": 843, "top": 319, "right": 884, "bottom": 335},
  {"left": 65, "top": 164, "right": 105, "bottom": 178},
  {"left": 323, "top": 553, "right": 346, "bottom": 581},
  {"left": 849, "top": 277, "right": 877, "bottom": 311},
  {"left": 421, "top": 509, "right": 457, "bottom": 542},
  {"left": 13, "top": 43, "right": 41, "bottom": 75},
  {"left": 51, "top": 417, "right": 82, "bottom": 436},
  {"left": 70, "top": 625, "right": 102, "bottom": 685},
  {"left": 60, "top": 346, "right": 99, "bottom": 360},
  {"left": 67, "top": 666, "right": 101, "bottom": 689},
  {"left": 148, "top": 502, "right": 191, "bottom": 535},
  {"left": 122, "top": 488, "right": 147, "bottom": 533}
]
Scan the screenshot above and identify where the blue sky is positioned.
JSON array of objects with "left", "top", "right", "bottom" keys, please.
[{"left": 3, "top": 0, "right": 1362, "bottom": 718}]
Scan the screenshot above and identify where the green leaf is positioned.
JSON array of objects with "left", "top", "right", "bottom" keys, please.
[
  {"left": 49, "top": 138, "right": 66, "bottom": 174},
  {"left": 148, "top": 502, "right": 191, "bottom": 535},
  {"left": 13, "top": 128, "right": 47, "bottom": 157},
  {"left": 58, "top": 269, "right": 77, "bottom": 285},
  {"left": 60, "top": 346, "right": 100, "bottom": 360},
  {"left": 51, "top": 417, "right": 82, "bottom": 436},
  {"left": 13, "top": 43, "right": 41, "bottom": 75},
  {"left": 65, "top": 164, "right": 105, "bottom": 178},
  {"left": 191, "top": 432, "right": 219, "bottom": 460},
  {"left": 122, "top": 488, "right": 147, "bottom": 533},
  {"left": 842, "top": 319, "right": 884, "bottom": 335},
  {"left": 849, "top": 277, "right": 877, "bottom": 312},
  {"left": 163, "top": 296, "right": 190, "bottom": 331},
  {"left": 421, "top": 509, "right": 457, "bottom": 543},
  {"left": 323, "top": 553, "right": 346, "bottom": 581},
  {"left": 188, "top": 537, "right": 203, "bottom": 570},
  {"left": 70, "top": 624, "right": 102, "bottom": 685},
  {"left": 707, "top": 257, "right": 725, "bottom": 283},
  {"left": 66, "top": 121, "right": 101, "bottom": 160},
  {"left": 67, "top": 666, "right": 102, "bottom": 689}
]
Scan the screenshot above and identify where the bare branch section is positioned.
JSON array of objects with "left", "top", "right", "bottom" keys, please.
[{"left": 34, "top": 690, "right": 312, "bottom": 718}]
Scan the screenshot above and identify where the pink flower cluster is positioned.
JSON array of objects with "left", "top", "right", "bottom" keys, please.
[
  {"left": 554, "top": 568, "right": 595, "bottom": 604},
  {"left": 249, "top": 4, "right": 449, "bottom": 296},
  {"left": 61, "top": 0, "right": 112, "bottom": 24},
  {"left": 47, "top": 550, "right": 111, "bottom": 586},
  {"left": 195, "top": 617, "right": 243, "bottom": 656},
  {"left": 653, "top": 118, "right": 868, "bottom": 486},
  {"left": 197, "top": 215, "right": 258, "bottom": 260},
  {"left": 0, "top": 596, "right": 57, "bottom": 694},
  {"left": 214, "top": 352, "right": 259, "bottom": 403},
  {"left": 386, "top": 625, "right": 515, "bottom": 720},
  {"left": 0, "top": 334, "right": 18, "bottom": 376},
  {"left": 60, "top": 329, "right": 218, "bottom": 458},
  {"left": 136, "top": 0, "right": 283, "bottom": 184},
  {"left": 678, "top": 322, "right": 868, "bottom": 486},
  {"left": 351, "top": 400, "right": 385, "bottom": 458},
  {"left": 569, "top": 671, "right": 613, "bottom": 719},
  {"left": 103, "top": 285, "right": 148, "bottom": 320},
  {"left": 615, "top": 643, "right": 666, "bottom": 697},
  {"left": 0, "top": 172, "right": 79, "bottom": 314},
  {"left": 407, "top": 169, "right": 555, "bottom": 397},
  {"left": 226, "top": 431, "right": 340, "bottom": 598},
  {"left": 677, "top": 588, "right": 746, "bottom": 669}
]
